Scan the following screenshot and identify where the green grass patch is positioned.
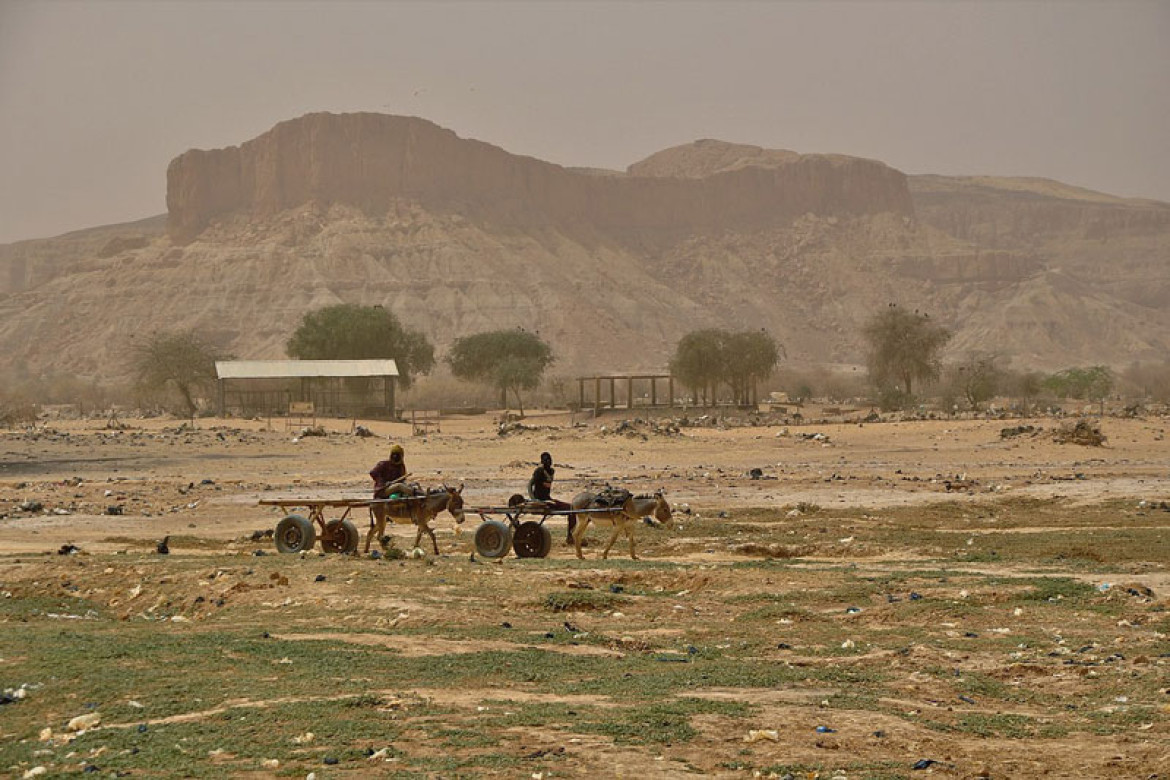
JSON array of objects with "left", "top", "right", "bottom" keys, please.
[{"left": 542, "top": 590, "right": 627, "bottom": 612}]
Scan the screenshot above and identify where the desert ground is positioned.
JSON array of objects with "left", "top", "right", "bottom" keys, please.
[{"left": 1, "top": 408, "right": 1168, "bottom": 778}]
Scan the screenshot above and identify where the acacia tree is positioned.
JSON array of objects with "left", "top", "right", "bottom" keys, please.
[
  {"left": 725, "top": 330, "right": 783, "bottom": 406},
  {"left": 669, "top": 329, "right": 726, "bottom": 406},
  {"left": 1004, "top": 369, "right": 1045, "bottom": 416},
  {"left": 131, "top": 330, "right": 224, "bottom": 418},
  {"left": 863, "top": 305, "right": 952, "bottom": 399},
  {"left": 1044, "top": 366, "right": 1114, "bottom": 415},
  {"left": 954, "top": 352, "right": 1002, "bottom": 411},
  {"left": 446, "top": 329, "right": 554, "bottom": 416},
  {"left": 669, "top": 328, "right": 782, "bottom": 406},
  {"left": 285, "top": 304, "right": 434, "bottom": 387}
]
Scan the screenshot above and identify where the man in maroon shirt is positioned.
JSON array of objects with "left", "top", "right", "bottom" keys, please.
[{"left": 370, "top": 444, "right": 408, "bottom": 499}]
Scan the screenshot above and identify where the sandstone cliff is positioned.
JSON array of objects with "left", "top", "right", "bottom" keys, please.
[{"left": 166, "top": 113, "right": 913, "bottom": 244}]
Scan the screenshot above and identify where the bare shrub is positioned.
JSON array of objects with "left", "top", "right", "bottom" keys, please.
[{"left": 0, "top": 402, "right": 38, "bottom": 428}]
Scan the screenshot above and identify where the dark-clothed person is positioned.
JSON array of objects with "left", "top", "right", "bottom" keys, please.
[
  {"left": 529, "top": 451, "right": 576, "bottom": 544},
  {"left": 371, "top": 444, "right": 407, "bottom": 498}
]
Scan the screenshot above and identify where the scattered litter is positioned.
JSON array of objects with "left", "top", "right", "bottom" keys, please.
[
  {"left": 293, "top": 731, "right": 315, "bottom": 744},
  {"left": 67, "top": 712, "right": 101, "bottom": 731},
  {"left": 912, "top": 759, "right": 939, "bottom": 770},
  {"left": 743, "top": 729, "right": 779, "bottom": 743},
  {"left": 1052, "top": 419, "right": 1105, "bottom": 446}
]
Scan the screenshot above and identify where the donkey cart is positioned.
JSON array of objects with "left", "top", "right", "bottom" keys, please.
[
  {"left": 468, "top": 499, "right": 616, "bottom": 561},
  {"left": 258, "top": 496, "right": 426, "bottom": 555}
]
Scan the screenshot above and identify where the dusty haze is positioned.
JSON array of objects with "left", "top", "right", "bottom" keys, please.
[{"left": 1, "top": 0, "right": 1169, "bottom": 245}]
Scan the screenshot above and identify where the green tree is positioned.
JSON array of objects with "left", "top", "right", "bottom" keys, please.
[
  {"left": 669, "top": 329, "right": 727, "bottom": 406},
  {"left": 725, "top": 330, "right": 782, "bottom": 405},
  {"left": 130, "top": 330, "right": 224, "bottom": 418},
  {"left": 446, "top": 329, "right": 554, "bottom": 416},
  {"left": 285, "top": 304, "right": 434, "bottom": 388},
  {"left": 669, "top": 329, "right": 783, "bottom": 406},
  {"left": 863, "top": 305, "right": 952, "bottom": 398},
  {"left": 1043, "top": 366, "right": 1114, "bottom": 414}
]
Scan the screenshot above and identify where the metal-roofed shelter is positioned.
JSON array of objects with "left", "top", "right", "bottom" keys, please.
[{"left": 215, "top": 360, "right": 399, "bottom": 419}]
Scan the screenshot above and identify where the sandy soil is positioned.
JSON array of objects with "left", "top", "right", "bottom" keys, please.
[
  {"left": 2, "top": 411, "right": 1167, "bottom": 551},
  {"left": 2, "top": 410, "right": 1168, "bottom": 778}
]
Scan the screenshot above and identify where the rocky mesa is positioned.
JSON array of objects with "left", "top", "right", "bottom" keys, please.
[{"left": 166, "top": 113, "right": 913, "bottom": 244}]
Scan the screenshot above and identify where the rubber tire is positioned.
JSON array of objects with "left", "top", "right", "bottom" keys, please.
[
  {"left": 513, "top": 521, "right": 553, "bottom": 558},
  {"left": 274, "top": 514, "right": 316, "bottom": 554},
  {"left": 474, "top": 519, "right": 514, "bottom": 559},
  {"left": 321, "top": 519, "right": 360, "bottom": 554}
]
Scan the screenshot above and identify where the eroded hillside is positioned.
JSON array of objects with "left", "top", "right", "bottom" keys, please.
[{"left": 0, "top": 115, "right": 1167, "bottom": 383}]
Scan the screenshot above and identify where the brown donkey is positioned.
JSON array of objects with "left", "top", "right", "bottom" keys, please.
[{"left": 365, "top": 484, "right": 465, "bottom": 555}]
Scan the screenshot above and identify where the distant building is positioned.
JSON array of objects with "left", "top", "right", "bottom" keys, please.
[{"left": 214, "top": 359, "right": 399, "bottom": 419}]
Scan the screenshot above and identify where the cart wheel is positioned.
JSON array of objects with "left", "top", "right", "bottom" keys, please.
[
  {"left": 474, "top": 519, "right": 513, "bottom": 559},
  {"left": 274, "top": 514, "right": 316, "bottom": 554},
  {"left": 513, "top": 521, "right": 552, "bottom": 558},
  {"left": 321, "top": 519, "right": 360, "bottom": 554}
]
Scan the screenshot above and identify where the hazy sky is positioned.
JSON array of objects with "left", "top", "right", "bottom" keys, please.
[{"left": 1, "top": 0, "right": 1168, "bottom": 244}]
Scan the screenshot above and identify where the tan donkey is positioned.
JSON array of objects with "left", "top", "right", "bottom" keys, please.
[{"left": 569, "top": 489, "right": 673, "bottom": 560}]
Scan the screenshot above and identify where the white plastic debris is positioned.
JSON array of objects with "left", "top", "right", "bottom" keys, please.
[
  {"left": 744, "top": 729, "right": 780, "bottom": 743},
  {"left": 67, "top": 712, "right": 101, "bottom": 731}
]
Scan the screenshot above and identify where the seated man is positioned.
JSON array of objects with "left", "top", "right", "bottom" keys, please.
[
  {"left": 529, "top": 451, "right": 576, "bottom": 545},
  {"left": 370, "top": 444, "right": 409, "bottom": 499}
]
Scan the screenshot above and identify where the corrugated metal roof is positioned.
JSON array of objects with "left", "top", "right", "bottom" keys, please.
[{"left": 215, "top": 360, "right": 399, "bottom": 379}]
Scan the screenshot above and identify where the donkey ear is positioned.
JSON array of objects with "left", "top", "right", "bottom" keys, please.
[{"left": 457, "top": 483, "right": 464, "bottom": 493}]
